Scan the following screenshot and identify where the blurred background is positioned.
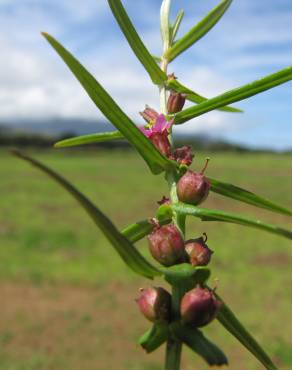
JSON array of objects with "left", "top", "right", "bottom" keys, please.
[{"left": 0, "top": 1, "right": 291, "bottom": 369}]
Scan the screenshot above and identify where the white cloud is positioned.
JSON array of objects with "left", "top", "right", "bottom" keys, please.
[
  {"left": 173, "top": 111, "right": 232, "bottom": 136},
  {"left": 0, "top": 0, "right": 292, "bottom": 149}
]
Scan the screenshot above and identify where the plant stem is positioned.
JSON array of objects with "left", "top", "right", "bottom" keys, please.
[
  {"left": 159, "top": 58, "right": 168, "bottom": 115},
  {"left": 164, "top": 333, "right": 182, "bottom": 370},
  {"left": 164, "top": 171, "right": 185, "bottom": 370},
  {"left": 164, "top": 283, "right": 185, "bottom": 370},
  {"left": 160, "top": 3, "right": 184, "bottom": 369},
  {"left": 166, "top": 171, "right": 186, "bottom": 235}
]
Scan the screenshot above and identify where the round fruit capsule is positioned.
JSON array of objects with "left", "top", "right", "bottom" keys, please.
[
  {"left": 185, "top": 233, "right": 213, "bottom": 266},
  {"left": 136, "top": 287, "right": 171, "bottom": 322},
  {"left": 181, "top": 286, "right": 221, "bottom": 327},
  {"left": 148, "top": 224, "right": 186, "bottom": 266},
  {"left": 177, "top": 159, "right": 210, "bottom": 205}
]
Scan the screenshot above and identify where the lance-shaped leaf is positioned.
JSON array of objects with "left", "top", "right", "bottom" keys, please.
[
  {"left": 170, "top": 10, "right": 184, "bottom": 44},
  {"left": 12, "top": 151, "right": 161, "bottom": 279},
  {"left": 171, "top": 322, "right": 228, "bottom": 366},
  {"left": 122, "top": 217, "right": 172, "bottom": 244},
  {"left": 139, "top": 323, "right": 169, "bottom": 353},
  {"left": 208, "top": 177, "right": 292, "bottom": 217},
  {"left": 55, "top": 131, "right": 124, "bottom": 148},
  {"left": 172, "top": 203, "right": 292, "bottom": 240},
  {"left": 215, "top": 293, "right": 277, "bottom": 370},
  {"left": 42, "top": 33, "right": 177, "bottom": 175},
  {"left": 107, "top": 0, "right": 167, "bottom": 85},
  {"left": 174, "top": 66, "right": 292, "bottom": 124},
  {"left": 168, "top": 78, "right": 242, "bottom": 113},
  {"left": 164, "top": 0, "right": 233, "bottom": 62}
]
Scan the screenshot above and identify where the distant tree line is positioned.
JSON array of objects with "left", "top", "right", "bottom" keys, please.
[{"left": 0, "top": 127, "right": 288, "bottom": 153}]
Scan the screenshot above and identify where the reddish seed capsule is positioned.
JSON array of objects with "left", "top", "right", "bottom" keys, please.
[
  {"left": 180, "top": 286, "right": 221, "bottom": 327},
  {"left": 173, "top": 146, "right": 194, "bottom": 166},
  {"left": 167, "top": 92, "right": 186, "bottom": 114},
  {"left": 136, "top": 287, "right": 171, "bottom": 322},
  {"left": 176, "top": 159, "right": 210, "bottom": 205},
  {"left": 185, "top": 233, "right": 213, "bottom": 266},
  {"left": 148, "top": 224, "right": 186, "bottom": 266}
]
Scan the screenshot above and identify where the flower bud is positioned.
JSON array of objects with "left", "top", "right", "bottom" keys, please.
[
  {"left": 140, "top": 106, "right": 159, "bottom": 123},
  {"left": 173, "top": 146, "right": 194, "bottom": 166},
  {"left": 176, "top": 159, "right": 210, "bottom": 205},
  {"left": 185, "top": 233, "right": 213, "bottom": 266},
  {"left": 167, "top": 92, "right": 186, "bottom": 114},
  {"left": 148, "top": 224, "right": 186, "bottom": 266},
  {"left": 139, "top": 114, "right": 173, "bottom": 158},
  {"left": 136, "top": 287, "right": 171, "bottom": 322},
  {"left": 180, "top": 286, "right": 221, "bottom": 327}
]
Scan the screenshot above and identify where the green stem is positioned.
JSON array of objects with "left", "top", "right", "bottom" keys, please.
[
  {"left": 164, "top": 284, "right": 185, "bottom": 370},
  {"left": 166, "top": 171, "right": 186, "bottom": 235},
  {"left": 160, "top": 3, "right": 184, "bottom": 369},
  {"left": 164, "top": 335, "right": 182, "bottom": 370},
  {"left": 164, "top": 172, "right": 185, "bottom": 370},
  {"left": 159, "top": 58, "right": 168, "bottom": 115},
  {"left": 165, "top": 171, "right": 186, "bottom": 370}
]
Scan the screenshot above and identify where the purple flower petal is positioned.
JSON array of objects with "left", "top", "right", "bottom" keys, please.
[
  {"left": 152, "top": 114, "right": 167, "bottom": 133},
  {"left": 139, "top": 126, "right": 152, "bottom": 138},
  {"left": 163, "top": 118, "right": 174, "bottom": 132}
]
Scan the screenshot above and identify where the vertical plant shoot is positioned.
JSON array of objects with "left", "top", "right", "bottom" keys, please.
[{"left": 12, "top": 0, "right": 292, "bottom": 369}]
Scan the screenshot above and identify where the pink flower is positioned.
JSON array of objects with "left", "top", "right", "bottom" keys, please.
[
  {"left": 140, "top": 114, "right": 173, "bottom": 138},
  {"left": 140, "top": 114, "right": 173, "bottom": 157}
]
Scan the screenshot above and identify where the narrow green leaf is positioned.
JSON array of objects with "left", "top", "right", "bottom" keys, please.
[
  {"left": 170, "top": 10, "right": 185, "bottom": 44},
  {"left": 171, "top": 322, "right": 228, "bottom": 366},
  {"left": 174, "top": 66, "right": 292, "bottom": 124},
  {"left": 160, "top": 0, "right": 171, "bottom": 50},
  {"left": 216, "top": 294, "right": 277, "bottom": 370},
  {"left": 54, "top": 131, "right": 124, "bottom": 148},
  {"left": 12, "top": 150, "right": 161, "bottom": 279},
  {"left": 139, "top": 323, "right": 169, "bottom": 353},
  {"left": 172, "top": 203, "right": 292, "bottom": 240},
  {"left": 122, "top": 217, "right": 171, "bottom": 244},
  {"left": 208, "top": 177, "right": 292, "bottom": 217},
  {"left": 152, "top": 55, "right": 161, "bottom": 63},
  {"left": 42, "top": 32, "right": 177, "bottom": 174},
  {"left": 164, "top": 0, "right": 232, "bottom": 62},
  {"left": 168, "top": 78, "right": 242, "bottom": 113},
  {"left": 107, "top": 0, "right": 167, "bottom": 85},
  {"left": 122, "top": 220, "right": 155, "bottom": 244}
]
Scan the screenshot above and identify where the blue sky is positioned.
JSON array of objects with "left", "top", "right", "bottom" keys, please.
[{"left": 1, "top": 0, "right": 292, "bottom": 150}]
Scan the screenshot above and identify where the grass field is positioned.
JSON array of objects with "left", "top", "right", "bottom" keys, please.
[{"left": 0, "top": 148, "right": 291, "bottom": 370}]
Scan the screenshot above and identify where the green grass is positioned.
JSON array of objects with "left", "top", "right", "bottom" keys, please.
[{"left": 0, "top": 148, "right": 291, "bottom": 370}]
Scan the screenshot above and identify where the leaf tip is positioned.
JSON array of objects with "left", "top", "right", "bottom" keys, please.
[
  {"left": 53, "top": 141, "right": 62, "bottom": 148},
  {"left": 41, "top": 32, "right": 53, "bottom": 43}
]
